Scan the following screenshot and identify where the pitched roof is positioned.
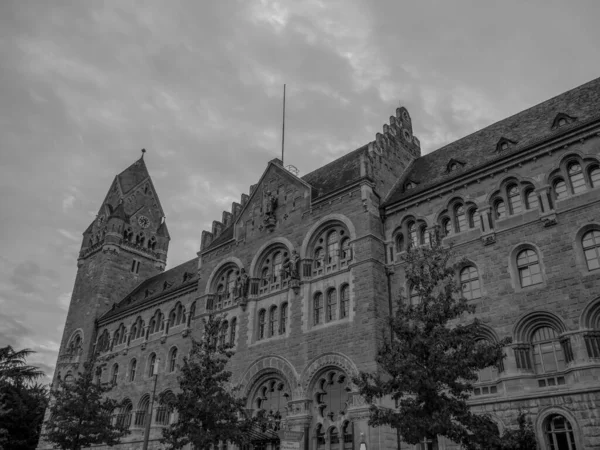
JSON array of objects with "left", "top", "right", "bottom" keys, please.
[
  {"left": 101, "top": 258, "right": 198, "bottom": 321},
  {"left": 156, "top": 220, "right": 170, "bottom": 238},
  {"left": 301, "top": 145, "right": 366, "bottom": 199},
  {"left": 117, "top": 157, "right": 150, "bottom": 194},
  {"left": 383, "top": 76, "right": 600, "bottom": 206}
]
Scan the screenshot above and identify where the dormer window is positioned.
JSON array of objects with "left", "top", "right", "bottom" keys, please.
[
  {"left": 551, "top": 113, "right": 576, "bottom": 130},
  {"left": 449, "top": 163, "right": 459, "bottom": 172},
  {"left": 500, "top": 142, "right": 508, "bottom": 151},
  {"left": 496, "top": 137, "right": 517, "bottom": 153},
  {"left": 405, "top": 182, "right": 415, "bottom": 191},
  {"left": 557, "top": 118, "right": 567, "bottom": 127}
]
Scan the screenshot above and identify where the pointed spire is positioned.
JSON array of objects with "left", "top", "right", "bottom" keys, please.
[{"left": 117, "top": 153, "right": 151, "bottom": 194}]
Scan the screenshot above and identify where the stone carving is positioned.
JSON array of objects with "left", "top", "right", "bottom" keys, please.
[
  {"left": 263, "top": 190, "right": 278, "bottom": 231},
  {"left": 283, "top": 250, "right": 300, "bottom": 280}
]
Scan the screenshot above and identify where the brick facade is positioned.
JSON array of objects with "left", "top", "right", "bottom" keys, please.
[{"left": 41, "top": 78, "right": 600, "bottom": 450}]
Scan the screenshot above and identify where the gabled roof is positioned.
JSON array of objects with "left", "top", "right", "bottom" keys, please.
[
  {"left": 383, "top": 76, "right": 600, "bottom": 206},
  {"left": 301, "top": 145, "right": 367, "bottom": 199},
  {"left": 101, "top": 258, "right": 198, "bottom": 321},
  {"left": 117, "top": 157, "right": 150, "bottom": 194}
]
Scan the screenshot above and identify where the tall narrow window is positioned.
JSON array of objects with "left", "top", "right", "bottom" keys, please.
[
  {"left": 326, "top": 289, "right": 337, "bottom": 322},
  {"left": 314, "top": 293, "right": 323, "bottom": 325},
  {"left": 544, "top": 415, "right": 577, "bottom": 450},
  {"left": 554, "top": 179, "right": 568, "bottom": 200},
  {"left": 342, "top": 422, "right": 353, "bottom": 449},
  {"left": 279, "top": 304, "right": 287, "bottom": 334},
  {"left": 148, "top": 353, "right": 156, "bottom": 377},
  {"left": 568, "top": 162, "right": 586, "bottom": 194},
  {"left": 226, "top": 271, "right": 236, "bottom": 299},
  {"left": 230, "top": 318, "right": 237, "bottom": 344},
  {"left": 525, "top": 188, "right": 539, "bottom": 210},
  {"left": 468, "top": 208, "right": 481, "bottom": 229},
  {"left": 408, "top": 222, "right": 418, "bottom": 247},
  {"left": 269, "top": 307, "right": 278, "bottom": 337},
  {"left": 420, "top": 226, "right": 430, "bottom": 246},
  {"left": 494, "top": 199, "right": 506, "bottom": 219},
  {"left": 168, "top": 348, "right": 177, "bottom": 373},
  {"left": 582, "top": 230, "right": 600, "bottom": 271},
  {"left": 314, "top": 248, "right": 325, "bottom": 269},
  {"left": 129, "top": 359, "right": 137, "bottom": 382},
  {"left": 340, "top": 285, "right": 349, "bottom": 319},
  {"left": 517, "top": 249, "right": 542, "bottom": 287},
  {"left": 219, "top": 322, "right": 228, "bottom": 346},
  {"left": 507, "top": 185, "right": 522, "bottom": 214},
  {"left": 258, "top": 310, "right": 266, "bottom": 340},
  {"left": 532, "top": 327, "right": 565, "bottom": 374},
  {"left": 590, "top": 166, "right": 600, "bottom": 188},
  {"left": 327, "top": 231, "right": 339, "bottom": 265},
  {"left": 395, "top": 234, "right": 404, "bottom": 252},
  {"left": 330, "top": 428, "right": 340, "bottom": 450},
  {"left": 112, "top": 364, "right": 119, "bottom": 385},
  {"left": 460, "top": 266, "right": 481, "bottom": 299},
  {"left": 273, "top": 252, "right": 283, "bottom": 283},
  {"left": 455, "top": 205, "right": 466, "bottom": 232},
  {"left": 441, "top": 217, "right": 451, "bottom": 237}
]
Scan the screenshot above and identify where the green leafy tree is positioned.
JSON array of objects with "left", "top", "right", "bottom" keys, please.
[
  {"left": 160, "top": 314, "right": 255, "bottom": 449},
  {"left": 500, "top": 412, "right": 537, "bottom": 450},
  {"left": 0, "top": 383, "right": 48, "bottom": 450},
  {"left": 44, "top": 359, "right": 129, "bottom": 450},
  {"left": 0, "top": 346, "right": 45, "bottom": 385},
  {"left": 355, "top": 237, "right": 511, "bottom": 449}
]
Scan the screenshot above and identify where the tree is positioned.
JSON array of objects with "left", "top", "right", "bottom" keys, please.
[
  {"left": 0, "top": 346, "right": 45, "bottom": 385},
  {"left": 44, "top": 359, "right": 129, "bottom": 450},
  {"left": 355, "top": 237, "right": 511, "bottom": 449},
  {"left": 160, "top": 314, "right": 255, "bottom": 449},
  {"left": 0, "top": 383, "right": 48, "bottom": 450},
  {"left": 499, "top": 411, "right": 537, "bottom": 450}
]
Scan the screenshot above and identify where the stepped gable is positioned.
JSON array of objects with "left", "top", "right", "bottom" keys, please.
[
  {"left": 117, "top": 157, "right": 150, "bottom": 194},
  {"left": 383, "top": 76, "right": 600, "bottom": 206},
  {"left": 101, "top": 257, "right": 198, "bottom": 321},
  {"left": 301, "top": 145, "right": 367, "bottom": 199}
]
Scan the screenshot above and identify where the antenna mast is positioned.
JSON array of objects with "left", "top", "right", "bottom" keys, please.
[{"left": 281, "top": 84, "right": 286, "bottom": 165}]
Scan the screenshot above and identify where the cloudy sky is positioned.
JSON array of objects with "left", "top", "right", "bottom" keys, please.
[{"left": 1, "top": 0, "right": 599, "bottom": 380}]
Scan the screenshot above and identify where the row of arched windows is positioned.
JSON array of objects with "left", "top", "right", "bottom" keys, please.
[
  {"left": 218, "top": 318, "right": 238, "bottom": 346},
  {"left": 96, "top": 301, "right": 196, "bottom": 354},
  {"left": 257, "top": 304, "right": 288, "bottom": 340},
  {"left": 551, "top": 158, "right": 600, "bottom": 202},
  {"left": 313, "top": 285, "right": 350, "bottom": 326},
  {"left": 112, "top": 346, "right": 179, "bottom": 385},
  {"left": 113, "top": 390, "right": 176, "bottom": 430}
]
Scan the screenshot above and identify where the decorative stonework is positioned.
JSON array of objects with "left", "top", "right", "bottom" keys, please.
[
  {"left": 300, "top": 352, "right": 359, "bottom": 397},
  {"left": 240, "top": 355, "right": 300, "bottom": 398}
]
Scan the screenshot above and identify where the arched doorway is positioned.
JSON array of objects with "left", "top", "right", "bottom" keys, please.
[{"left": 248, "top": 377, "right": 290, "bottom": 450}]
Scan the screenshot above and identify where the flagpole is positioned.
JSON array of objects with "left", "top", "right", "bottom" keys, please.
[{"left": 281, "top": 84, "right": 286, "bottom": 165}]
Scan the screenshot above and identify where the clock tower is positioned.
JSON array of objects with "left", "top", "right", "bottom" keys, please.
[{"left": 54, "top": 154, "right": 170, "bottom": 380}]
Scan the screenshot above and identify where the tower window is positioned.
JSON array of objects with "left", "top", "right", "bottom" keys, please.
[{"left": 130, "top": 260, "right": 141, "bottom": 274}]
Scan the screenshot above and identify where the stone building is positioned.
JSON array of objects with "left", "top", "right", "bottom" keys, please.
[{"left": 43, "top": 77, "right": 600, "bottom": 450}]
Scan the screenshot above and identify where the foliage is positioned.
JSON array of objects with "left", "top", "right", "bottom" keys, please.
[
  {"left": 160, "top": 314, "right": 255, "bottom": 449},
  {"left": 0, "top": 383, "right": 48, "bottom": 450},
  {"left": 44, "top": 358, "right": 129, "bottom": 450},
  {"left": 354, "top": 237, "right": 511, "bottom": 449},
  {"left": 499, "top": 412, "right": 538, "bottom": 450},
  {"left": 0, "top": 346, "right": 45, "bottom": 385}
]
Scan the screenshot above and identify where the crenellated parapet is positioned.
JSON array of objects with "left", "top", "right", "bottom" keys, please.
[
  {"left": 201, "top": 230, "right": 213, "bottom": 251},
  {"left": 372, "top": 106, "right": 421, "bottom": 158},
  {"left": 231, "top": 202, "right": 242, "bottom": 219},
  {"left": 222, "top": 211, "right": 233, "bottom": 228},
  {"left": 241, "top": 193, "right": 249, "bottom": 206},
  {"left": 212, "top": 220, "right": 224, "bottom": 238}
]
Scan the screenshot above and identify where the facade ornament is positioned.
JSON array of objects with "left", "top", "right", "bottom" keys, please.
[
  {"left": 263, "top": 190, "right": 278, "bottom": 231},
  {"left": 283, "top": 250, "right": 301, "bottom": 294}
]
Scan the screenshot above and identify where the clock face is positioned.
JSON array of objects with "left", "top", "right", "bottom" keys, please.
[{"left": 138, "top": 215, "right": 150, "bottom": 228}]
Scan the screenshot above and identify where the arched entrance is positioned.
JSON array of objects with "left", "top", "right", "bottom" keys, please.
[{"left": 246, "top": 377, "right": 291, "bottom": 450}]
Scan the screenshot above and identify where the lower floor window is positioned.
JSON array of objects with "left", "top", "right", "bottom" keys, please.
[{"left": 545, "top": 414, "right": 577, "bottom": 450}]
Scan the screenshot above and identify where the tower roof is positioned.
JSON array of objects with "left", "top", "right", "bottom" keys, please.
[
  {"left": 156, "top": 220, "right": 170, "bottom": 238},
  {"left": 117, "top": 157, "right": 150, "bottom": 194}
]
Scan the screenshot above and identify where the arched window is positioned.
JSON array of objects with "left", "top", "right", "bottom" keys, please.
[
  {"left": 326, "top": 289, "right": 337, "bottom": 322},
  {"left": 460, "top": 266, "right": 481, "bottom": 300},
  {"left": 327, "top": 231, "right": 339, "bottom": 265},
  {"left": 568, "top": 162, "right": 586, "bottom": 194},
  {"left": 408, "top": 222, "right": 418, "bottom": 247},
  {"left": 134, "top": 395, "right": 150, "bottom": 427},
  {"left": 342, "top": 422, "right": 353, "bottom": 449},
  {"left": 468, "top": 208, "right": 481, "bottom": 230},
  {"left": 97, "top": 330, "right": 110, "bottom": 353},
  {"left": 454, "top": 205, "right": 466, "bottom": 232},
  {"left": 111, "top": 364, "right": 119, "bottom": 385},
  {"left": 268, "top": 307, "right": 278, "bottom": 337},
  {"left": 273, "top": 252, "right": 283, "bottom": 283},
  {"left": 230, "top": 318, "right": 237, "bottom": 344},
  {"left": 259, "top": 248, "right": 290, "bottom": 292},
  {"left": 409, "top": 286, "right": 421, "bottom": 305},
  {"left": 441, "top": 217, "right": 451, "bottom": 237},
  {"left": 315, "top": 371, "right": 350, "bottom": 421},
  {"left": 517, "top": 249, "right": 542, "bottom": 287},
  {"left": 148, "top": 353, "right": 157, "bottom": 377},
  {"left": 116, "top": 400, "right": 133, "bottom": 430},
  {"left": 395, "top": 234, "right": 404, "bottom": 253},
  {"left": 219, "top": 321, "right": 228, "bottom": 346},
  {"left": 261, "top": 268, "right": 269, "bottom": 287},
  {"left": 582, "top": 230, "right": 600, "bottom": 271},
  {"left": 419, "top": 225, "right": 430, "bottom": 246},
  {"left": 253, "top": 378, "right": 289, "bottom": 422},
  {"left": 314, "top": 293, "right": 323, "bottom": 325},
  {"left": 226, "top": 271, "right": 236, "bottom": 299},
  {"left": 280, "top": 304, "right": 288, "bottom": 334},
  {"left": 314, "top": 247, "right": 325, "bottom": 269},
  {"left": 129, "top": 359, "right": 137, "bottom": 382},
  {"left": 532, "top": 327, "right": 565, "bottom": 374},
  {"left": 494, "top": 199, "right": 506, "bottom": 219},
  {"left": 340, "top": 285, "right": 350, "bottom": 319},
  {"left": 258, "top": 310, "right": 266, "bottom": 340},
  {"left": 554, "top": 179, "right": 568, "bottom": 200},
  {"left": 525, "top": 188, "right": 539, "bottom": 210},
  {"left": 316, "top": 425, "right": 326, "bottom": 449},
  {"left": 168, "top": 347, "right": 177, "bottom": 373},
  {"left": 156, "top": 391, "right": 176, "bottom": 426},
  {"left": 589, "top": 165, "right": 600, "bottom": 188},
  {"left": 507, "top": 185, "right": 522, "bottom": 214},
  {"left": 330, "top": 428, "right": 340, "bottom": 450},
  {"left": 544, "top": 414, "right": 577, "bottom": 450}
]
